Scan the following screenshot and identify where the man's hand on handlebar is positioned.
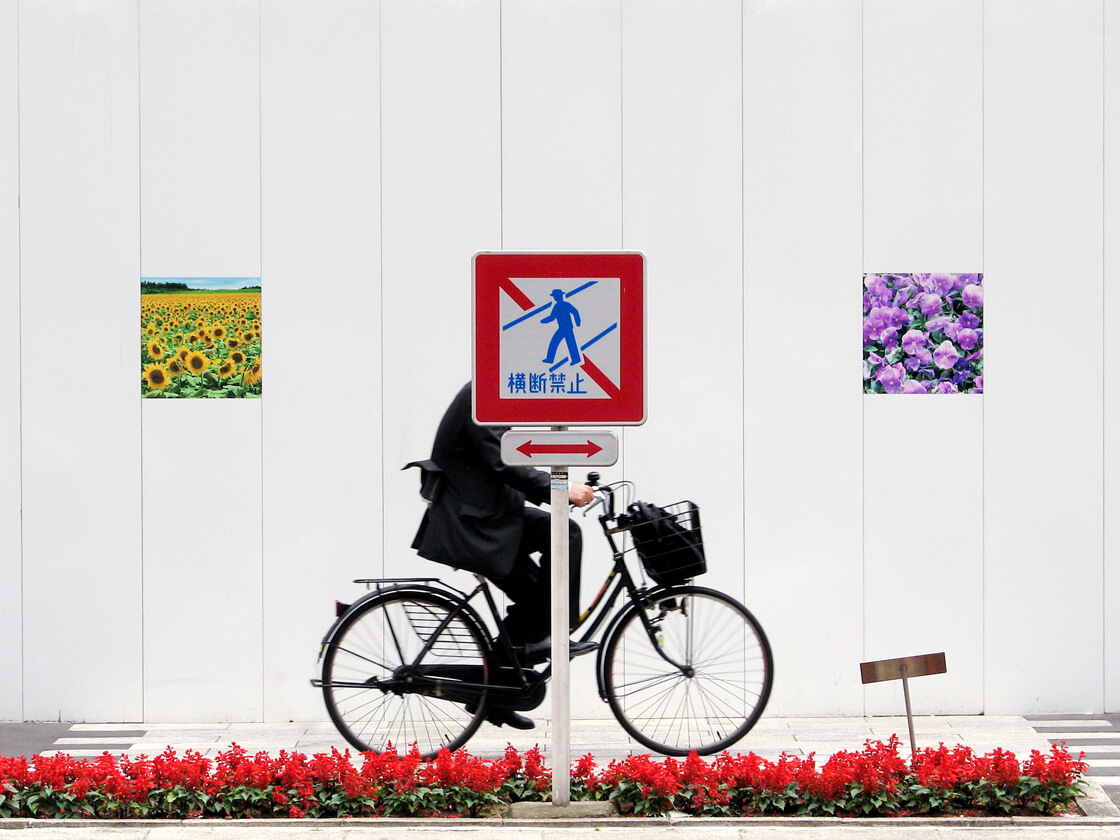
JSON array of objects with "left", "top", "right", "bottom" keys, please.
[{"left": 569, "top": 483, "right": 594, "bottom": 507}]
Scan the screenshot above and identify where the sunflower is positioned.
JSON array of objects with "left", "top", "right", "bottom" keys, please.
[
  {"left": 187, "top": 333, "right": 199, "bottom": 344},
  {"left": 177, "top": 347, "right": 190, "bottom": 363},
  {"left": 229, "top": 349, "right": 246, "bottom": 365},
  {"left": 242, "top": 360, "right": 262, "bottom": 387},
  {"left": 216, "top": 360, "right": 236, "bottom": 379},
  {"left": 146, "top": 340, "right": 166, "bottom": 360},
  {"left": 143, "top": 363, "right": 170, "bottom": 391},
  {"left": 211, "top": 325, "right": 226, "bottom": 340},
  {"left": 226, "top": 338, "right": 241, "bottom": 350},
  {"left": 185, "top": 350, "right": 209, "bottom": 374},
  {"left": 166, "top": 358, "right": 185, "bottom": 378}
]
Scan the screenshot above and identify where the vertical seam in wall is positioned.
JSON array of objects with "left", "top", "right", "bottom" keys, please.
[
  {"left": 619, "top": 0, "right": 625, "bottom": 480},
  {"left": 499, "top": 0, "right": 504, "bottom": 251},
  {"left": 980, "top": 0, "right": 987, "bottom": 715},
  {"left": 740, "top": 0, "right": 746, "bottom": 608},
  {"left": 136, "top": 0, "right": 145, "bottom": 722},
  {"left": 859, "top": 0, "right": 866, "bottom": 718},
  {"left": 16, "top": 0, "right": 24, "bottom": 722},
  {"left": 378, "top": 0, "right": 385, "bottom": 579},
  {"left": 1102, "top": 0, "right": 1108, "bottom": 713},
  {"left": 257, "top": 0, "right": 265, "bottom": 720}
]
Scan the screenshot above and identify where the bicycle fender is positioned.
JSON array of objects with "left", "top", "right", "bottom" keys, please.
[{"left": 317, "top": 583, "right": 491, "bottom": 661}]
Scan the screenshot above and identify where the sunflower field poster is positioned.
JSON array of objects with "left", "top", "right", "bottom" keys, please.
[{"left": 141, "top": 277, "right": 262, "bottom": 398}]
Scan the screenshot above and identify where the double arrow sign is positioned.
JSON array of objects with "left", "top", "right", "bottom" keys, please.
[{"left": 500, "top": 430, "right": 619, "bottom": 467}]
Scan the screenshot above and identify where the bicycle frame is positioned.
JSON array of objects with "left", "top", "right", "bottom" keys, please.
[{"left": 315, "top": 480, "right": 694, "bottom": 708}]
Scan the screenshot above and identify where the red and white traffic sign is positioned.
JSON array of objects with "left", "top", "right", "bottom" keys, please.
[
  {"left": 473, "top": 252, "right": 645, "bottom": 426},
  {"left": 500, "top": 430, "right": 619, "bottom": 467}
]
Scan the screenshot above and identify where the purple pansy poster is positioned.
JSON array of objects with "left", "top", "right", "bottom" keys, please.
[{"left": 863, "top": 273, "right": 983, "bottom": 394}]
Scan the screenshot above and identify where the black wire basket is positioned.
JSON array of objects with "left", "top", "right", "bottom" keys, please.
[{"left": 621, "top": 500, "right": 706, "bottom": 586}]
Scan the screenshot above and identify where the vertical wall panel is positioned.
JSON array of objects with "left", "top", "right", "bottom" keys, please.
[
  {"left": 862, "top": 0, "right": 984, "bottom": 715},
  {"left": 260, "top": 0, "right": 381, "bottom": 721},
  {"left": 743, "top": 0, "right": 863, "bottom": 716},
  {"left": 379, "top": 0, "right": 502, "bottom": 588},
  {"left": 984, "top": 0, "right": 1104, "bottom": 712},
  {"left": 0, "top": 0, "right": 21, "bottom": 720},
  {"left": 140, "top": 0, "right": 263, "bottom": 721},
  {"left": 502, "top": 0, "right": 622, "bottom": 719},
  {"left": 502, "top": 0, "right": 622, "bottom": 250},
  {"left": 621, "top": 0, "right": 743, "bottom": 629},
  {"left": 1106, "top": 0, "right": 1120, "bottom": 712},
  {"left": 19, "top": 0, "right": 142, "bottom": 721}
]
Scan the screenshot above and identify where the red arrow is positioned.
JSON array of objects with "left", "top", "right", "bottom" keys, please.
[{"left": 516, "top": 439, "right": 604, "bottom": 459}]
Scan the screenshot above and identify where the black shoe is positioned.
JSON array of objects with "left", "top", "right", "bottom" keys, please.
[
  {"left": 521, "top": 637, "right": 599, "bottom": 664},
  {"left": 485, "top": 707, "right": 535, "bottom": 730}
]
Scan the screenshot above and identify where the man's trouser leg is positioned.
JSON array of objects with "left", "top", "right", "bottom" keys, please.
[{"left": 494, "top": 507, "right": 582, "bottom": 643}]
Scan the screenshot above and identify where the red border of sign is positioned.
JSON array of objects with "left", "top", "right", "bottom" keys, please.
[{"left": 473, "top": 252, "right": 645, "bottom": 426}]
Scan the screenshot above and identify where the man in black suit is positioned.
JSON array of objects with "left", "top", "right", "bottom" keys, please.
[{"left": 411, "top": 382, "right": 596, "bottom": 729}]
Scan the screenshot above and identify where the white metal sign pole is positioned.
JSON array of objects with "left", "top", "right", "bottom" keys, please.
[{"left": 549, "top": 425, "right": 570, "bottom": 807}]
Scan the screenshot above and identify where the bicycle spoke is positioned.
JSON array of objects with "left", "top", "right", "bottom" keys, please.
[
  {"left": 604, "top": 586, "right": 772, "bottom": 755},
  {"left": 322, "top": 590, "right": 489, "bottom": 759}
]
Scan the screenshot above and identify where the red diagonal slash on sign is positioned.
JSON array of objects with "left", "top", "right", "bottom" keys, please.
[{"left": 516, "top": 439, "right": 604, "bottom": 459}]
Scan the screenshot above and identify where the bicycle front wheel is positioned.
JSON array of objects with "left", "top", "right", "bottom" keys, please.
[
  {"left": 602, "top": 585, "right": 772, "bottom": 756},
  {"left": 321, "top": 589, "right": 490, "bottom": 759}
]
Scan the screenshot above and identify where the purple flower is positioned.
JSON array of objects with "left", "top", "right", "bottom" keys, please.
[
  {"left": 863, "top": 307, "right": 889, "bottom": 341},
  {"left": 876, "top": 363, "right": 905, "bottom": 394},
  {"left": 957, "top": 312, "right": 980, "bottom": 330},
  {"left": 887, "top": 307, "right": 911, "bottom": 329},
  {"left": 901, "top": 329, "right": 927, "bottom": 355},
  {"left": 933, "top": 340, "right": 960, "bottom": 370},
  {"left": 935, "top": 382, "right": 960, "bottom": 394},
  {"left": 956, "top": 328, "right": 979, "bottom": 350},
  {"left": 880, "top": 327, "right": 899, "bottom": 351},
  {"left": 929, "top": 274, "right": 956, "bottom": 296},
  {"left": 962, "top": 284, "right": 983, "bottom": 308},
  {"left": 919, "top": 293, "right": 943, "bottom": 317},
  {"left": 865, "top": 274, "right": 890, "bottom": 305},
  {"left": 901, "top": 380, "right": 928, "bottom": 394},
  {"left": 974, "top": 374, "right": 983, "bottom": 393},
  {"left": 863, "top": 361, "right": 871, "bottom": 380},
  {"left": 925, "top": 316, "right": 951, "bottom": 334}
]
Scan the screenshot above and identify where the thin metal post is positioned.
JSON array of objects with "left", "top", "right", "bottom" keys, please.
[
  {"left": 549, "top": 434, "right": 570, "bottom": 806},
  {"left": 900, "top": 663, "right": 917, "bottom": 757}
]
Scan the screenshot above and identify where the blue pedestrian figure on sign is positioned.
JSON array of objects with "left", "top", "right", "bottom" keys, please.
[{"left": 541, "top": 289, "right": 581, "bottom": 366}]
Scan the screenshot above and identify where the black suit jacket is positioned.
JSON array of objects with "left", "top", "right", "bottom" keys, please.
[{"left": 411, "top": 383, "right": 550, "bottom": 580}]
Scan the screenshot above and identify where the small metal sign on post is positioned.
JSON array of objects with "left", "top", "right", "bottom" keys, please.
[
  {"left": 860, "top": 652, "right": 947, "bottom": 756},
  {"left": 473, "top": 252, "right": 644, "bottom": 807}
]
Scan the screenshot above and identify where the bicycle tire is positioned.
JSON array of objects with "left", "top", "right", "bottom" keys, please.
[
  {"left": 601, "top": 584, "right": 773, "bottom": 756},
  {"left": 321, "top": 588, "right": 490, "bottom": 759}
]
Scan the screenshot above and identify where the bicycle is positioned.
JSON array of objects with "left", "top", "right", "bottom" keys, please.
[{"left": 312, "top": 473, "right": 773, "bottom": 759}]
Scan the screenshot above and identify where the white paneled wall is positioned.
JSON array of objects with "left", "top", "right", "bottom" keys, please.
[
  {"left": 1108, "top": 0, "right": 1120, "bottom": 713},
  {"left": 259, "top": 0, "right": 382, "bottom": 721},
  {"left": 743, "top": 0, "right": 863, "bottom": 716},
  {"left": 379, "top": 0, "right": 502, "bottom": 594},
  {"left": 1, "top": 0, "right": 20, "bottom": 721},
  {"left": 139, "top": 0, "right": 263, "bottom": 721},
  {"left": 2, "top": 0, "right": 1118, "bottom": 723},
  {"left": 862, "top": 0, "right": 985, "bottom": 715},
  {"left": 984, "top": 0, "right": 1104, "bottom": 713},
  {"left": 18, "top": 0, "right": 143, "bottom": 721}
]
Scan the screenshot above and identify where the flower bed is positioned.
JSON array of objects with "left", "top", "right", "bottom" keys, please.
[{"left": 0, "top": 736, "right": 1085, "bottom": 820}]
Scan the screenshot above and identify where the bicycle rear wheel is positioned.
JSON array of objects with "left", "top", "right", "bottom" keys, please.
[
  {"left": 321, "top": 589, "right": 490, "bottom": 759},
  {"left": 601, "top": 585, "right": 772, "bottom": 756}
]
